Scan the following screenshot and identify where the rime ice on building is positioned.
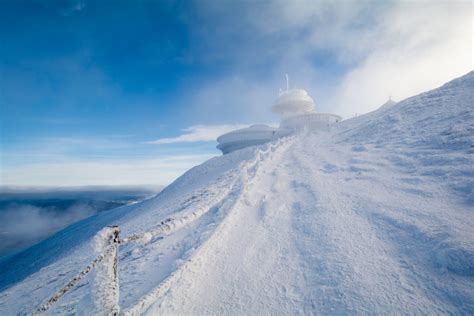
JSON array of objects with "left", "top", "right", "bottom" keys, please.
[{"left": 217, "top": 76, "right": 342, "bottom": 154}]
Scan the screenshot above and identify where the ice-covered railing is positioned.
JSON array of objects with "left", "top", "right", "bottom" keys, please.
[
  {"left": 32, "top": 134, "right": 297, "bottom": 315},
  {"left": 34, "top": 226, "right": 121, "bottom": 315}
]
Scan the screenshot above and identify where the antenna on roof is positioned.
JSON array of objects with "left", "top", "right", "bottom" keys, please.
[{"left": 285, "top": 73, "right": 289, "bottom": 91}]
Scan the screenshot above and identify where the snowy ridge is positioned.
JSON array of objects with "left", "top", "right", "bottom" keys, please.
[
  {"left": 337, "top": 71, "right": 474, "bottom": 204},
  {"left": 125, "top": 136, "right": 296, "bottom": 315},
  {"left": 0, "top": 72, "right": 473, "bottom": 314}
]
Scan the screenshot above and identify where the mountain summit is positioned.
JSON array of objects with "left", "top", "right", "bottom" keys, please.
[{"left": 1, "top": 72, "right": 473, "bottom": 314}]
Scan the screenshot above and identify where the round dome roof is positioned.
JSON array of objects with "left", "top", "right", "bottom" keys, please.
[
  {"left": 216, "top": 124, "right": 278, "bottom": 143},
  {"left": 248, "top": 124, "right": 273, "bottom": 130},
  {"left": 272, "top": 89, "right": 315, "bottom": 117}
]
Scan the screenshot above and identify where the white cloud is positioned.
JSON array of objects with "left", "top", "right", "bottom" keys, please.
[
  {"left": 186, "top": 0, "right": 473, "bottom": 119},
  {"left": 5, "top": 1, "right": 472, "bottom": 187},
  {"left": 61, "top": 1, "right": 86, "bottom": 16},
  {"left": 333, "top": 1, "right": 473, "bottom": 116},
  {"left": 0, "top": 154, "right": 214, "bottom": 187},
  {"left": 1, "top": 135, "right": 217, "bottom": 187},
  {"left": 145, "top": 124, "right": 249, "bottom": 144}
]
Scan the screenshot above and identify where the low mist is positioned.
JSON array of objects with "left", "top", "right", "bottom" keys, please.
[
  {"left": 0, "top": 202, "right": 96, "bottom": 255},
  {"left": 0, "top": 186, "right": 160, "bottom": 257}
]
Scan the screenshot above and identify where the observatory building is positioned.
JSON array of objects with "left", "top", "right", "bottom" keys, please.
[
  {"left": 216, "top": 76, "right": 342, "bottom": 154},
  {"left": 216, "top": 124, "right": 291, "bottom": 155}
]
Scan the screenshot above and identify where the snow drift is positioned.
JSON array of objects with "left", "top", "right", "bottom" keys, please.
[{"left": 0, "top": 71, "right": 473, "bottom": 314}]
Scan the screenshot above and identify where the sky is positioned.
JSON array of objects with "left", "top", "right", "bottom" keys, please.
[{"left": 0, "top": 0, "right": 472, "bottom": 187}]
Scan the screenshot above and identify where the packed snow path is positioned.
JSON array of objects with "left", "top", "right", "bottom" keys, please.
[
  {"left": 0, "top": 72, "right": 472, "bottom": 314},
  {"left": 150, "top": 131, "right": 473, "bottom": 314}
]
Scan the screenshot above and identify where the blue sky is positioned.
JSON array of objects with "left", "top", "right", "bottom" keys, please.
[{"left": 1, "top": 0, "right": 472, "bottom": 187}]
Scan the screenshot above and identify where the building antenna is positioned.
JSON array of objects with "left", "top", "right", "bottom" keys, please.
[{"left": 285, "top": 73, "right": 289, "bottom": 91}]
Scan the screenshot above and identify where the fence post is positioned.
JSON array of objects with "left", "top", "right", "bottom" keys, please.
[
  {"left": 92, "top": 226, "right": 121, "bottom": 315},
  {"left": 109, "top": 225, "right": 120, "bottom": 316}
]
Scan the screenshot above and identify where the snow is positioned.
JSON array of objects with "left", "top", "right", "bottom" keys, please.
[
  {"left": 0, "top": 71, "right": 473, "bottom": 314},
  {"left": 92, "top": 226, "right": 120, "bottom": 315}
]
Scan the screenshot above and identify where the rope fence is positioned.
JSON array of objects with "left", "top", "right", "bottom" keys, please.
[
  {"left": 34, "top": 226, "right": 121, "bottom": 315},
  {"left": 32, "top": 214, "right": 223, "bottom": 314},
  {"left": 31, "top": 135, "right": 295, "bottom": 315}
]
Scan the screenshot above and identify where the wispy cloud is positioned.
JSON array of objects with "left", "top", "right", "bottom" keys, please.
[
  {"left": 61, "top": 1, "right": 86, "bottom": 16},
  {"left": 184, "top": 0, "right": 472, "bottom": 118},
  {"left": 2, "top": 1, "right": 471, "bottom": 188},
  {"left": 1, "top": 154, "right": 214, "bottom": 187},
  {"left": 1, "top": 135, "right": 217, "bottom": 187},
  {"left": 145, "top": 124, "right": 249, "bottom": 144},
  {"left": 331, "top": 1, "right": 473, "bottom": 116}
]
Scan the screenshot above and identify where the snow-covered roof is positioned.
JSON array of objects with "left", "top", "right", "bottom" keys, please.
[
  {"left": 272, "top": 89, "right": 315, "bottom": 117},
  {"left": 216, "top": 124, "right": 293, "bottom": 154},
  {"left": 216, "top": 124, "right": 279, "bottom": 143}
]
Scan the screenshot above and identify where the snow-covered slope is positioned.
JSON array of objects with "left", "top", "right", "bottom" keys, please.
[{"left": 1, "top": 72, "right": 473, "bottom": 314}]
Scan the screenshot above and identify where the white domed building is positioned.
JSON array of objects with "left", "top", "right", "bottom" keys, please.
[
  {"left": 216, "top": 78, "right": 342, "bottom": 154},
  {"left": 216, "top": 124, "right": 292, "bottom": 154},
  {"left": 274, "top": 88, "right": 341, "bottom": 130}
]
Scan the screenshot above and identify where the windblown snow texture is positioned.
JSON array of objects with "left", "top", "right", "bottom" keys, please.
[{"left": 0, "top": 72, "right": 472, "bottom": 314}]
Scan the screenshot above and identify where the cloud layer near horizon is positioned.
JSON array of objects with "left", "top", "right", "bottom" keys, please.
[{"left": 1, "top": 154, "right": 214, "bottom": 186}]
